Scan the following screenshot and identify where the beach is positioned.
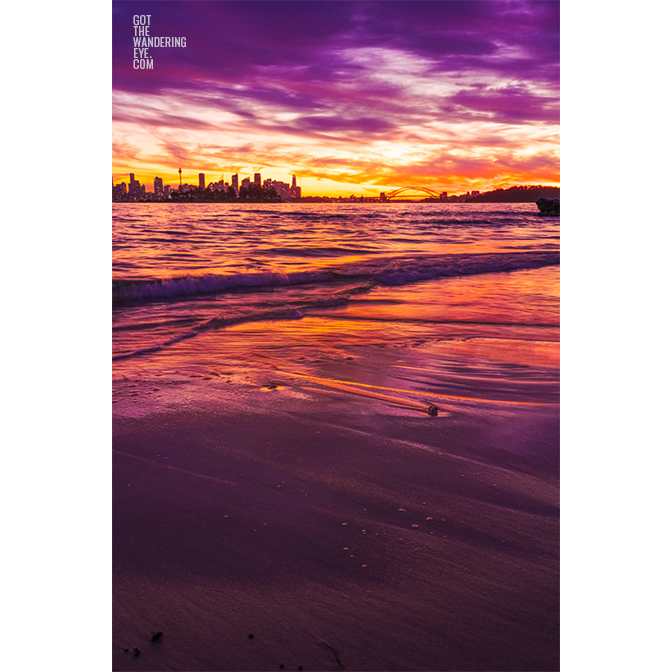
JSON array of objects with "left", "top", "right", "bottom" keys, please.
[{"left": 113, "top": 203, "right": 559, "bottom": 670}]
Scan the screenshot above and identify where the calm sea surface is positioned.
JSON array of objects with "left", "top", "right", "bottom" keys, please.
[{"left": 113, "top": 202, "right": 559, "bottom": 409}]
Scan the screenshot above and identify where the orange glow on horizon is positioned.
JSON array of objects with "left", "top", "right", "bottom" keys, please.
[
  {"left": 112, "top": 96, "right": 559, "bottom": 197},
  {"left": 112, "top": 166, "right": 559, "bottom": 198}
]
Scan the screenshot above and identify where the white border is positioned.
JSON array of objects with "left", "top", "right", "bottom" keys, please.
[
  {"left": 4, "top": 2, "right": 111, "bottom": 670},
  {"left": 561, "top": 1, "right": 669, "bottom": 670}
]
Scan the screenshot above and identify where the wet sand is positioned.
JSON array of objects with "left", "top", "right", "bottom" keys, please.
[{"left": 113, "top": 343, "right": 559, "bottom": 671}]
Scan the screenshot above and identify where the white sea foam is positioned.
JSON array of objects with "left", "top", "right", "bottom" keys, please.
[
  {"left": 113, "top": 252, "right": 558, "bottom": 305},
  {"left": 113, "top": 270, "right": 333, "bottom": 304}
]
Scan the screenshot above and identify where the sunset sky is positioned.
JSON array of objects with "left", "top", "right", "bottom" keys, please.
[{"left": 112, "top": 0, "right": 559, "bottom": 197}]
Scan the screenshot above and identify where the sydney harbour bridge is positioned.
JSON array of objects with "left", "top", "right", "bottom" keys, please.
[{"left": 381, "top": 186, "right": 444, "bottom": 200}]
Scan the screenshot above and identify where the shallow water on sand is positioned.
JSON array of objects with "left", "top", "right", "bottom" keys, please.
[
  {"left": 113, "top": 258, "right": 558, "bottom": 420},
  {"left": 113, "top": 202, "right": 558, "bottom": 381}
]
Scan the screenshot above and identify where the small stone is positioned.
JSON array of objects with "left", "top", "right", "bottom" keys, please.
[
  {"left": 280, "top": 665, "right": 284, "bottom": 670},
  {"left": 133, "top": 648, "right": 141, "bottom": 657},
  {"left": 151, "top": 631, "right": 163, "bottom": 642},
  {"left": 248, "top": 634, "right": 254, "bottom": 639}
]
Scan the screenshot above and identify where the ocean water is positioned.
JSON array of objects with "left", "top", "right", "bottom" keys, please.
[{"left": 112, "top": 202, "right": 559, "bottom": 413}]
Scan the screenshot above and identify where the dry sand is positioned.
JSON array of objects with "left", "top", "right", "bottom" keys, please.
[{"left": 113, "top": 351, "right": 558, "bottom": 671}]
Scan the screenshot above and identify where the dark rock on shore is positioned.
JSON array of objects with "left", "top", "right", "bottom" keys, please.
[{"left": 536, "top": 198, "right": 560, "bottom": 216}]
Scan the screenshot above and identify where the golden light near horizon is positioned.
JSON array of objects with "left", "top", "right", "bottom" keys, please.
[
  {"left": 112, "top": 112, "right": 559, "bottom": 196},
  {"left": 112, "top": 99, "right": 559, "bottom": 195}
]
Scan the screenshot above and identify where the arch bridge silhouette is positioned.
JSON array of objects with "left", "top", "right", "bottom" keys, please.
[{"left": 385, "top": 186, "right": 442, "bottom": 199}]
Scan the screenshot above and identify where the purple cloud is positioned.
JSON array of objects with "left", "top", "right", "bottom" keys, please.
[
  {"left": 113, "top": 1, "right": 559, "bottom": 109},
  {"left": 445, "top": 85, "right": 560, "bottom": 124}
]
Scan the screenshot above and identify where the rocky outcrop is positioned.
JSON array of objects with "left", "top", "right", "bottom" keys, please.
[{"left": 536, "top": 198, "right": 560, "bottom": 216}]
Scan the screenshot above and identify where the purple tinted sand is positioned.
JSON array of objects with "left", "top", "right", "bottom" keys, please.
[{"left": 113, "top": 366, "right": 558, "bottom": 671}]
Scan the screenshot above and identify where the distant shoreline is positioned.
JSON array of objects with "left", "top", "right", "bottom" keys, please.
[
  {"left": 112, "top": 201, "right": 549, "bottom": 204},
  {"left": 112, "top": 197, "right": 559, "bottom": 205},
  {"left": 113, "top": 185, "right": 559, "bottom": 205}
]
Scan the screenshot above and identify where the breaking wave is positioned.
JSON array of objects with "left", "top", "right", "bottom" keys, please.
[{"left": 113, "top": 251, "right": 559, "bottom": 306}]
